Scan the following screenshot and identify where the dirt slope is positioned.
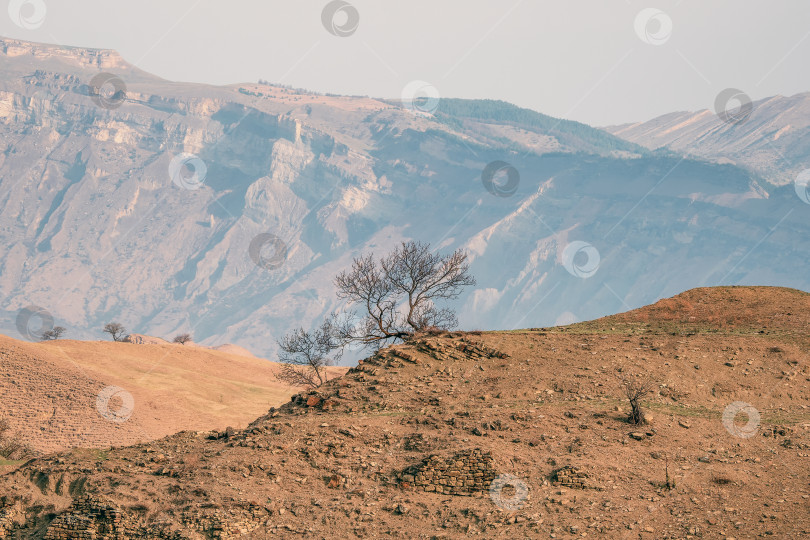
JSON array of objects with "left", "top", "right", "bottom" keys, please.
[
  {"left": 601, "top": 286, "right": 810, "bottom": 332},
  {"left": 0, "top": 336, "right": 347, "bottom": 454},
  {"left": 0, "top": 287, "right": 808, "bottom": 539}
]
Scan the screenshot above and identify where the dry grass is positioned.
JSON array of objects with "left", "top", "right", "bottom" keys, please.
[{"left": 0, "top": 334, "right": 348, "bottom": 453}]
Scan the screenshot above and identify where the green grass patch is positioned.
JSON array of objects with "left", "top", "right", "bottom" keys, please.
[{"left": 71, "top": 448, "right": 111, "bottom": 461}]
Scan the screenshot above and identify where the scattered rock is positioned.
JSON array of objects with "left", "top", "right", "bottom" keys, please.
[
  {"left": 394, "top": 504, "right": 409, "bottom": 515},
  {"left": 306, "top": 396, "right": 322, "bottom": 407}
]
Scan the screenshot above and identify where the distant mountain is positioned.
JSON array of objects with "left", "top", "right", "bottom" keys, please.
[
  {"left": 605, "top": 92, "right": 810, "bottom": 186},
  {"left": 1, "top": 37, "right": 809, "bottom": 359}
]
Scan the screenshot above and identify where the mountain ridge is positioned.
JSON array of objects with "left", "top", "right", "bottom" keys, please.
[
  {"left": 606, "top": 91, "right": 810, "bottom": 186},
  {"left": 1, "top": 36, "right": 809, "bottom": 360}
]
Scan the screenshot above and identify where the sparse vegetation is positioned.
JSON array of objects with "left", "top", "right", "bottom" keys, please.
[
  {"left": 664, "top": 455, "right": 675, "bottom": 490},
  {"left": 1, "top": 287, "right": 809, "bottom": 537},
  {"left": 332, "top": 240, "right": 476, "bottom": 349},
  {"left": 0, "top": 418, "right": 35, "bottom": 461},
  {"left": 41, "top": 326, "right": 66, "bottom": 340},
  {"left": 712, "top": 475, "right": 733, "bottom": 486},
  {"left": 275, "top": 241, "right": 476, "bottom": 381},
  {"left": 102, "top": 322, "right": 127, "bottom": 342},
  {"left": 275, "top": 319, "right": 342, "bottom": 389},
  {"left": 173, "top": 333, "right": 192, "bottom": 345},
  {"left": 618, "top": 372, "right": 656, "bottom": 425}
]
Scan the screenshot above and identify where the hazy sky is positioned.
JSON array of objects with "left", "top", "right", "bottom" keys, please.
[{"left": 2, "top": 0, "right": 809, "bottom": 125}]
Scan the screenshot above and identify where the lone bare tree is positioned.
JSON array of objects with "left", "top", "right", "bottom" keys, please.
[
  {"left": 103, "top": 322, "right": 127, "bottom": 342},
  {"left": 333, "top": 240, "right": 476, "bottom": 349},
  {"left": 41, "top": 326, "right": 66, "bottom": 341},
  {"left": 275, "top": 319, "right": 342, "bottom": 389},
  {"left": 619, "top": 373, "right": 656, "bottom": 425},
  {"left": 173, "top": 333, "right": 192, "bottom": 345}
]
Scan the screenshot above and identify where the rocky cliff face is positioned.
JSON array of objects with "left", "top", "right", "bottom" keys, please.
[
  {"left": 605, "top": 92, "right": 810, "bottom": 186},
  {"left": 1, "top": 37, "right": 809, "bottom": 358}
]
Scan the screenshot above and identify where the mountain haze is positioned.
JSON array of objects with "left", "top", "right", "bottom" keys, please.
[
  {"left": 1, "top": 37, "right": 809, "bottom": 358},
  {"left": 606, "top": 92, "right": 810, "bottom": 186}
]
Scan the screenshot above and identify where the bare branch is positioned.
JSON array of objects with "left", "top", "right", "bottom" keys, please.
[
  {"left": 103, "top": 322, "right": 126, "bottom": 342},
  {"left": 333, "top": 241, "right": 476, "bottom": 347},
  {"left": 616, "top": 371, "right": 656, "bottom": 425},
  {"left": 275, "top": 319, "right": 342, "bottom": 389}
]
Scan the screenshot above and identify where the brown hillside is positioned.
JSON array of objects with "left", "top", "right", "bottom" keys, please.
[
  {"left": 0, "top": 336, "right": 347, "bottom": 455},
  {"left": 0, "top": 287, "right": 808, "bottom": 538},
  {"left": 601, "top": 286, "right": 810, "bottom": 332}
]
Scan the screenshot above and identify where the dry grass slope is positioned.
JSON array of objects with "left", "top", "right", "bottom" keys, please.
[
  {"left": 0, "top": 286, "right": 808, "bottom": 538},
  {"left": 0, "top": 336, "right": 347, "bottom": 454}
]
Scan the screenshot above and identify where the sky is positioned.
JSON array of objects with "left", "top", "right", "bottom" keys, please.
[{"left": 1, "top": 0, "right": 809, "bottom": 125}]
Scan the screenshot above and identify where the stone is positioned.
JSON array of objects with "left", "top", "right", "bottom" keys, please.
[
  {"left": 306, "top": 396, "right": 322, "bottom": 407},
  {"left": 401, "top": 449, "right": 497, "bottom": 496},
  {"left": 394, "top": 504, "right": 409, "bottom": 515},
  {"left": 327, "top": 474, "right": 343, "bottom": 489}
]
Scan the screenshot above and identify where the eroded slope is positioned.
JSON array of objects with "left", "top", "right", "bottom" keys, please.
[{"left": 0, "top": 287, "right": 808, "bottom": 538}]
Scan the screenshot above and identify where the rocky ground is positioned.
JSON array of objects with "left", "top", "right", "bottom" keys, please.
[{"left": 1, "top": 286, "right": 808, "bottom": 538}]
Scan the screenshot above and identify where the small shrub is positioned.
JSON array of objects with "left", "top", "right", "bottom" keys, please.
[
  {"left": 103, "top": 322, "right": 126, "bottom": 342},
  {"left": 422, "top": 326, "right": 446, "bottom": 336},
  {"left": 173, "top": 333, "right": 192, "bottom": 345},
  {"left": 41, "top": 326, "right": 66, "bottom": 340},
  {"left": 0, "top": 418, "right": 36, "bottom": 461},
  {"left": 617, "top": 372, "right": 656, "bottom": 425}
]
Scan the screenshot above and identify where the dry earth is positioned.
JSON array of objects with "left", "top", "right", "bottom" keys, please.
[
  {"left": 0, "top": 336, "right": 347, "bottom": 455},
  {"left": 0, "top": 286, "right": 808, "bottom": 539}
]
